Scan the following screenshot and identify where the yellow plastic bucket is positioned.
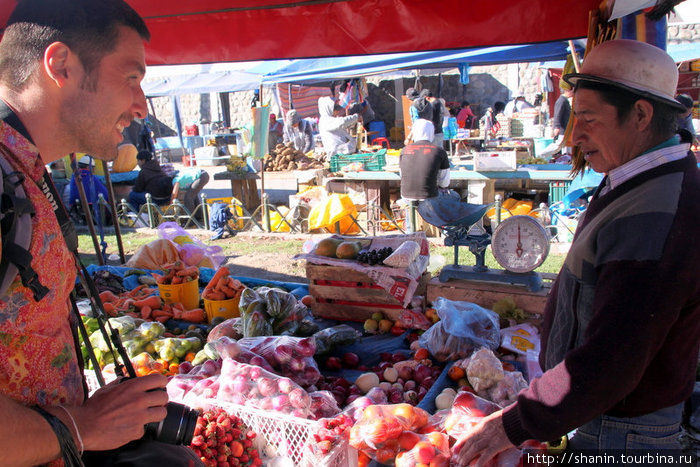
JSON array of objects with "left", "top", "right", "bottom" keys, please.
[
  {"left": 158, "top": 279, "right": 200, "bottom": 311},
  {"left": 204, "top": 297, "right": 240, "bottom": 323}
]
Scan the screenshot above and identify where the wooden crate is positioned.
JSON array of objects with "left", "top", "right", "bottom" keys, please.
[
  {"left": 306, "top": 263, "right": 429, "bottom": 322},
  {"left": 426, "top": 273, "right": 557, "bottom": 317}
]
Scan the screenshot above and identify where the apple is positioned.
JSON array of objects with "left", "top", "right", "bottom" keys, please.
[{"left": 342, "top": 352, "right": 360, "bottom": 368}]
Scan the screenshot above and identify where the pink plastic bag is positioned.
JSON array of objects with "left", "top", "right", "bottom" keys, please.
[{"left": 157, "top": 222, "right": 225, "bottom": 268}]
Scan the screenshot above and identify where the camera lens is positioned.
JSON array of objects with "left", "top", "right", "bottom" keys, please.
[{"left": 144, "top": 402, "right": 198, "bottom": 445}]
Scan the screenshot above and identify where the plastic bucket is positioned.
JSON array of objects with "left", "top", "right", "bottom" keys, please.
[
  {"left": 158, "top": 279, "right": 200, "bottom": 310},
  {"left": 204, "top": 297, "right": 240, "bottom": 323}
]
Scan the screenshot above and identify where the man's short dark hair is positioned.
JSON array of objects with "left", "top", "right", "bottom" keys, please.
[
  {"left": 494, "top": 101, "right": 506, "bottom": 114},
  {"left": 0, "top": 0, "right": 149, "bottom": 90}
]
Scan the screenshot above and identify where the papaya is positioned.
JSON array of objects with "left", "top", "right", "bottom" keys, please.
[
  {"left": 313, "top": 238, "right": 343, "bottom": 257},
  {"left": 336, "top": 241, "right": 361, "bottom": 259}
]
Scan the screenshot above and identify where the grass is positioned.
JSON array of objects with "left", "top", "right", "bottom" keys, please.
[{"left": 78, "top": 230, "right": 565, "bottom": 276}]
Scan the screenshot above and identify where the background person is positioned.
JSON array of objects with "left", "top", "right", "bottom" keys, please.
[
  {"left": 456, "top": 100, "right": 476, "bottom": 129},
  {"left": 171, "top": 167, "right": 210, "bottom": 216},
  {"left": 268, "top": 112, "right": 284, "bottom": 150},
  {"left": 0, "top": 0, "right": 201, "bottom": 465},
  {"left": 282, "top": 109, "right": 314, "bottom": 153},
  {"left": 399, "top": 119, "right": 450, "bottom": 233},
  {"left": 419, "top": 89, "right": 448, "bottom": 148},
  {"left": 129, "top": 150, "right": 174, "bottom": 210},
  {"left": 452, "top": 39, "right": 700, "bottom": 466},
  {"left": 317, "top": 96, "right": 359, "bottom": 158},
  {"left": 675, "top": 93, "right": 697, "bottom": 144},
  {"left": 540, "top": 84, "right": 574, "bottom": 160}
]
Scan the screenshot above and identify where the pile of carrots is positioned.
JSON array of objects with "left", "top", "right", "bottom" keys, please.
[
  {"left": 202, "top": 266, "right": 246, "bottom": 302},
  {"left": 99, "top": 289, "right": 206, "bottom": 324},
  {"left": 153, "top": 260, "right": 199, "bottom": 285}
]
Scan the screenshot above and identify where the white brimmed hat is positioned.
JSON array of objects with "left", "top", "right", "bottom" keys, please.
[{"left": 563, "top": 39, "right": 685, "bottom": 111}]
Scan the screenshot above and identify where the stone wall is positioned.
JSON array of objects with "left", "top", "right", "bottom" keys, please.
[{"left": 145, "top": 23, "right": 699, "bottom": 139}]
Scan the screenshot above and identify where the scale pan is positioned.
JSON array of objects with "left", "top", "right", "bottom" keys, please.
[{"left": 418, "top": 197, "right": 490, "bottom": 228}]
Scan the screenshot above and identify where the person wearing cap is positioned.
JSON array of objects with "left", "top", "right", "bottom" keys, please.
[
  {"left": 67, "top": 155, "right": 111, "bottom": 223},
  {"left": 675, "top": 93, "right": 696, "bottom": 144},
  {"left": 317, "top": 96, "right": 360, "bottom": 158},
  {"left": 504, "top": 95, "right": 534, "bottom": 116},
  {"left": 282, "top": 109, "right": 314, "bottom": 153},
  {"left": 403, "top": 87, "right": 424, "bottom": 145},
  {"left": 399, "top": 119, "right": 450, "bottom": 233},
  {"left": 452, "top": 39, "right": 700, "bottom": 465}
]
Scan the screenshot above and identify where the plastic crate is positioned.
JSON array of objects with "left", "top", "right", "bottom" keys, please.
[
  {"left": 548, "top": 181, "right": 572, "bottom": 205},
  {"left": 329, "top": 149, "right": 387, "bottom": 172},
  {"left": 185, "top": 398, "right": 355, "bottom": 466}
]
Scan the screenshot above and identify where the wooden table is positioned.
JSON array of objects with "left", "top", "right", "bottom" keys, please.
[{"left": 213, "top": 171, "right": 261, "bottom": 213}]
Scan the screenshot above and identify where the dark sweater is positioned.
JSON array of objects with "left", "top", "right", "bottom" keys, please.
[
  {"left": 399, "top": 141, "right": 450, "bottom": 199},
  {"left": 503, "top": 151, "right": 700, "bottom": 445},
  {"left": 133, "top": 159, "right": 173, "bottom": 198}
]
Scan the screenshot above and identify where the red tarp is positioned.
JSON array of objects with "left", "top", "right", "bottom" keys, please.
[{"left": 0, "top": 0, "right": 601, "bottom": 65}]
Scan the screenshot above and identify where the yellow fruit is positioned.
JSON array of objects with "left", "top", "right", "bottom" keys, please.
[
  {"left": 335, "top": 241, "right": 361, "bottom": 259},
  {"left": 378, "top": 319, "right": 393, "bottom": 333},
  {"left": 313, "top": 238, "right": 343, "bottom": 257}
]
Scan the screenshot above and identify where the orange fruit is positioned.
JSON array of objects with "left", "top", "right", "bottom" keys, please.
[
  {"left": 414, "top": 348, "right": 429, "bottom": 360},
  {"left": 413, "top": 441, "right": 436, "bottom": 464},
  {"left": 448, "top": 365, "right": 466, "bottom": 381},
  {"left": 135, "top": 366, "right": 150, "bottom": 377},
  {"left": 357, "top": 451, "right": 372, "bottom": 467},
  {"left": 230, "top": 441, "right": 244, "bottom": 457},
  {"left": 426, "top": 432, "right": 449, "bottom": 453},
  {"left": 412, "top": 407, "right": 430, "bottom": 429},
  {"left": 362, "top": 404, "right": 383, "bottom": 420},
  {"left": 391, "top": 403, "right": 415, "bottom": 426},
  {"left": 169, "top": 363, "right": 179, "bottom": 373},
  {"left": 398, "top": 430, "right": 421, "bottom": 451},
  {"left": 375, "top": 445, "right": 397, "bottom": 464},
  {"left": 185, "top": 352, "right": 196, "bottom": 362}
]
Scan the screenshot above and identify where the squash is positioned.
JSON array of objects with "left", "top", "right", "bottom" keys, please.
[{"left": 112, "top": 143, "right": 138, "bottom": 173}]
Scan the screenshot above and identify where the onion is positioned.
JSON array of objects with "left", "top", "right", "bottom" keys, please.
[
  {"left": 272, "top": 394, "right": 290, "bottom": 411},
  {"left": 413, "top": 364, "right": 432, "bottom": 384},
  {"left": 277, "top": 377, "right": 294, "bottom": 394}
]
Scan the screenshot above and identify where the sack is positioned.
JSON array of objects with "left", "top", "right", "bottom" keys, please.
[{"left": 0, "top": 153, "right": 48, "bottom": 300}]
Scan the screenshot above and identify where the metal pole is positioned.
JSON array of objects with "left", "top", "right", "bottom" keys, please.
[
  {"left": 262, "top": 193, "right": 271, "bottom": 232},
  {"left": 70, "top": 153, "right": 104, "bottom": 265},
  {"left": 100, "top": 160, "right": 125, "bottom": 263}
]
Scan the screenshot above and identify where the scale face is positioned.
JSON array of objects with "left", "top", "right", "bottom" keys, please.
[{"left": 491, "top": 215, "right": 550, "bottom": 273}]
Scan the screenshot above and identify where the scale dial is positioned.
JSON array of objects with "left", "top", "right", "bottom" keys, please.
[{"left": 491, "top": 215, "right": 550, "bottom": 273}]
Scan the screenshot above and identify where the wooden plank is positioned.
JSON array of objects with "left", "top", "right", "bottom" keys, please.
[
  {"left": 309, "top": 283, "right": 400, "bottom": 304},
  {"left": 427, "top": 277, "right": 552, "bottom": 316},
  {"left": 310, "top": 302, "right": 403, "bottom": 322},
  {"left": 306, "top": 263, "right": 376, "bottom": 283}
]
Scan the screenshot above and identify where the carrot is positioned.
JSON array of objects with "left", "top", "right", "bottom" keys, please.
[
  {"left": 102, "top": 302, "right": 117, "bottom": 317},
  {"left": 203, "top": 289, "right": 226, "bottom": 301},
  {"left": 127, "top": 285, "right": 147, "bottom": 297},
  {"left": 152, "top": 273, "right": 165, "bottom": 284},
  {"left": 176, "top": 266, "right": 199, "bottom": 277},
  {"left": 171, "top": 276, "right": 183, "bottom": 285},
  {"left": 133, "top": 296, "right": 162, "bottom": 310},
  {"left": 205, "top": 266, "right": 230, "bottom": 292},
  {"left": 228, "top": 277, "right": 242, "bottom": 290},
  {"left": 177, "top": 308, "right": 205, "bottom": 323},
  {"left": 219, "top": 285, "right": 237, "bottom": 299},
  {"left": 99, "top": 290, "right": 119, "bottom": 303},
  {"left": 140, "top": 305, "right": 152, "bottom": 320},
  {"left": 152, "top": 309, "right": 174, "bottom": 319}
]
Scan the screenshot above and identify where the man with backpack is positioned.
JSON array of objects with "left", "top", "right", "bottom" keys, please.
[{"left": 0, "top": 1, "right": 201, "bottom": 465}]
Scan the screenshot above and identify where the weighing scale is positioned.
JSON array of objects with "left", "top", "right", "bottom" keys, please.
[{"left": 418, "top": 197, "right": 549, "bottom": 292}]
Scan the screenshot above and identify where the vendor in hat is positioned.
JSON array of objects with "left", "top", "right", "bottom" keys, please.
[
  {"left": 452, "top": 39, "right": 700, "bottom": 465},
  {"left": 317, "top": 96, "right": 359, "bottom": 159},
  {"left": 282, "top": 109, "right": 314, "bottom": 153}
]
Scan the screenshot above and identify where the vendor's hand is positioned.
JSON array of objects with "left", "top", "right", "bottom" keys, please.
[
  {"left": 70, "top": 373, "right": 169, "bottom": 451},
  {"left": 451, "top": 410, "right": 514, "bottom": 467}
]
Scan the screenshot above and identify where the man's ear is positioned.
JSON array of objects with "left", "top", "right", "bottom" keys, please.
[
  {"left": 43, "top": 42, "right": 73, "bottom": 88},
  {"left": 632, "top": 99, "right": 654, "bottom": 131}
]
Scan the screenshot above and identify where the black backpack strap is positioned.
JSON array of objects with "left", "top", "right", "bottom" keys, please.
[{"left": 0, "top": 154, "right": 48, "bottom": 301}]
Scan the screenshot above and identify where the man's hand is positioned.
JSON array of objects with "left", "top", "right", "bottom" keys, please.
[
  {"left": 451, "top": 410, "right": 514, "bottom": 467},
  {"left": 71, "top": 373, "right": 169, "bottom": 451}
]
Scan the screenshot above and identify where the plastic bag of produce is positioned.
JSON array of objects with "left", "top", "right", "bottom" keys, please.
[
  {"left": 217, "top": 358, "right": 312, "bottom": 418},
  {"left": 394, "top": 432, "right": 450, "bottom": 467},
  {"left": 443, "top": 391, "right": 500, "bottom": 439},
  {"left": 308, "top": 390, "right": 341, "bottom": 420},
  {"left": 312, "top": 324, "right": 362, "bottom": 355},
  {"left": 237, "top": 335, "right": 320, "bottom": 387},
  {"left": 210, "top": 336, "right": 275, "bottom": 373},
  {"left": 418, "top": 298, "right": 500, "bottom": 361},
  {"left": 382, "top": 240, "right": 420, "bottom": 268},
  {"left": 206, "top": 317, "right": 242, "bottom": 342},
  {"left": 348, "top": 403, "right": 432, "bottom": 464}
]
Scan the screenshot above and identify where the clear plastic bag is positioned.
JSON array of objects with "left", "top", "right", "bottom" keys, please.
[
  {"left": 217, "top": 358, "right": 312, "bottom": 418},
  {"left": 418, "top": 298, "right": 500, "bottom": 361},
  {"left": 157, "top": 222, "right": 225, "bottom": 269},
  {"left": 239, "top": 287, "right": 311, "bottom": 337},
  {"left": 383, "top": 240, "right": 420, "bottom": 268},
  {"left": 443, "top": 391, "right": 500, "bottom": 439},
  {"left": 312, "top": 324, "right": 362, "bottom": 355},
  {"left": 237, "top": 335, "right": 320, "bottom": 387}
]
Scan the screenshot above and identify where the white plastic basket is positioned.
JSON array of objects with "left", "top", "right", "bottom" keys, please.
[{"left": 183, "top": 397, "right": 356, "bottom": 467}]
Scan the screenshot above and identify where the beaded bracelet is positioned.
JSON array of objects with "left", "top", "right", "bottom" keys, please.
[{"left": 32, "top": 406, "right": 84, "bottom": 467}]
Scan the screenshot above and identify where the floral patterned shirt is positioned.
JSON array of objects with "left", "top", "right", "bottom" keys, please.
[{"left": 0, "top": 114, "right": 83, "bottom": 408}]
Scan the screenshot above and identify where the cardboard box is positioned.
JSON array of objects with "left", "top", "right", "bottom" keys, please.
[{"left": 474, "top": 151, "right": 518, "bottom": 171}]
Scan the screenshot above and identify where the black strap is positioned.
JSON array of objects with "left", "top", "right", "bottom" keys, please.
[{"left": 32, "top": 405, "right": 84, "bottom": 467}]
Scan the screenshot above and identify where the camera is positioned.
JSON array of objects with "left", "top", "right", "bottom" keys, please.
[{"left": 144, "top": 401, "right": 198, "bottom": 445}]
